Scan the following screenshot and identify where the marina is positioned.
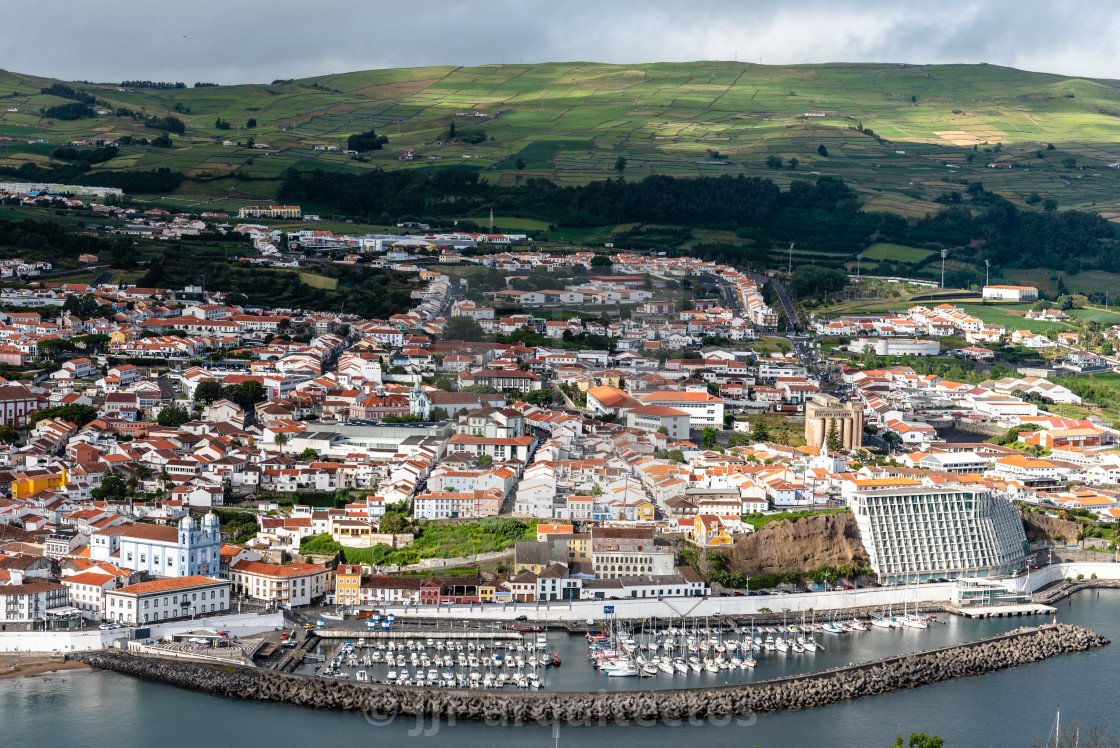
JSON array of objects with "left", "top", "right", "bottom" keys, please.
[{"left": 299, "top": 610, "right": 943, "bottom": 690}]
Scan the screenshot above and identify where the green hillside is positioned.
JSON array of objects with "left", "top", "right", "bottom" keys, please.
[{"left": 4, "top": 61, "right": 1120, "bottom": 219}]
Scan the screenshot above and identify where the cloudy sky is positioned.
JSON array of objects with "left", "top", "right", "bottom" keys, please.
[{"left": 5, "top": 1, "right": 1119, "bottom": 83}]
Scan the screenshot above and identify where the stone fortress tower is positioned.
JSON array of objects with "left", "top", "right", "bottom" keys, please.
[{"left": 804, "top": 392, "right": 863, "bottom": 451}]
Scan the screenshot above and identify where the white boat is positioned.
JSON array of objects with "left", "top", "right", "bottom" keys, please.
[
  {"left": 870, "top": 615, "right": 893, "bottom": 629},
  {"left": 356, "top": 670, "right": 368, "bottom": 682},
  {"left": 607, "top": 663, "right": 639, "bottom": 677},
  {"left": 387, "top": 670, "right": 398, "bottom": 680},
  {"left": 775, "top": 637, "right": 790, "bottom": 653},
  {"left": 902, "top": 615, "right": 929, "bottom": 629},
  {"left": 659, "top": 661, "right": 676, "bottom": 674},
  {"left": 703, "top": 660, "right": 719, "bottom": 673}
]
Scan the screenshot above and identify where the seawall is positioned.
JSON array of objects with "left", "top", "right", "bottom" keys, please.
[{"left": 74, "top": 623, "right": 1108, "bottom": 723}]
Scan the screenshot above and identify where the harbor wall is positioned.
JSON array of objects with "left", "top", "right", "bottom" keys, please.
[
  {"left": 0, "top": 612, "right": 283, "bottom": 654},
  {"left": 74, "top": 623, "right": 1108, "bottom": 723},
  {"left": 369, "top": 583, "right": 956, "bottom": 622}
]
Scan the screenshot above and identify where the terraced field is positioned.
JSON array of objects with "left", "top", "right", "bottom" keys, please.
[{"left": 5, "top": 61, "right": 1120, "bottom": 219}]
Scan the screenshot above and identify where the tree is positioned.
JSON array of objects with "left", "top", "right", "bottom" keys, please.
[
  {"left": 30, "top": 404, "right": 99, "bottom": 428},
  {"left": 429, "top": 407, "right": 449, "bottom": 421},
  {"left": 194, "top": 380, "right": 223, "bottom": 404},
  {"left": 476, "top": 453, "right": 494, "bottom": 468},
  {"left": 515, "top": 157, "right": 526, "bottom": 170},
  {"left": 36, "top": 339, "right": 77, "bottom": 359},
  {"left": 817, "top": 144, "right": 828, "bottom": 157},
  {"left": 765, "top": 155, "right": 783, "bottom": 169},
  {"left": 1043, "top": 198, "right": 1058, "bottom": 212},
  {"left": 749, "top": 416, "right": 771, "bottom": 443},
  {"left": 667, "top": 449, "right": 684, "bottom": 463},
  {"left": 892, "top": 733, "right": 945, "bottom": 748},
  {"left": 275, "top": 432, "right": 290, "bottom": 450},
  {"left": 787, "top": 157, "right": 799, "bottom": 170},
  {"left": 246, "top": 117, "right": 257, "bottom": 128},
  {"left": 789, "top": 265, "right": 848, "bottom": 299},
  {"left": 826, "top": 418, "right": 843, "bottom": 452},
  {"left": 441, "top": 315, "right": 485, "bottom": 342},
  {"left": 614, "top": 156, "right": 627, "bottom": 173},
  {"left": 91, "top": 473, "right": 127, "bottom": 501},
  {"left": 223, "top": 380, "right": 266, "bottom": 410},
  {"left": 700, "top": 427, "right": 719, "bottom": 450},
  {"left": 156, "top": 403, "right": 190, "bottom": 428},
  {"left": 298, "top": 447, "right": 318, "bottom": 461},
  {"left": 63, "top": 294, "right": 105, "bottom": 319},
  {"left": 590, "top": 254, "right": 613, "bottom": 268},
  {"left": 347, "top": 128, "right": 389, "bottom": 152},
  {"left": 0, "top": 426, "right": 18, "bottom": 444},
  {"left": 1062, "top": 157, "right": 1077, "bottom": 169},
  {"left": 379, "top": 511, "right": 408, "bottom": 534}
]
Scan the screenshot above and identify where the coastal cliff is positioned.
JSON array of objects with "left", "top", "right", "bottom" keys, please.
[
  {"left": 75, "top": 623, "right": 1107, "bottom": 723},
  {"left": 729, "top": 512, "right": 869, "bottom": 577}
]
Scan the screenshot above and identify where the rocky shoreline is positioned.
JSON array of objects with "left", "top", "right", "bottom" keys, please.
[{"left": 74, "top": 623, "right": 1108, "bottom": 723}]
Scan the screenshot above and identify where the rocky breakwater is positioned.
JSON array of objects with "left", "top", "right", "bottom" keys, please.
[{"left": 75, "top": 624, "right": 1108, "bottom": 723}]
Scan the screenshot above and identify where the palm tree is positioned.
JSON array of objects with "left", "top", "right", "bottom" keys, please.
[{"left": 275, "top": 432, "right": 289, "bottom": 452}]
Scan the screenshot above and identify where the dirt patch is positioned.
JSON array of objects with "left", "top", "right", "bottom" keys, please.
[
  {"left": 728, "top": 513, "right": 869, "bottom": 577},
  {"left": 351, "top": 79, "right": 440, "bottom": 100},
  {"left": 933, "top": 130, "right": 994, "bottom": 146}
]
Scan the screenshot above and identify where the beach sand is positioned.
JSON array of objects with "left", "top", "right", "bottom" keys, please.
[{"left": 0, "top": 657, "right": 90, "bottom": 680}]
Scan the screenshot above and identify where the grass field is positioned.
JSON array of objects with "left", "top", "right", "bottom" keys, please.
[
  {"left": 1001, "top": 268, "right": 1120, "bottom": 298},
  {"left": 861, "top": 242, "right": 934, "bottom": 262},
  {"left": 297, "top": 271, "right": 338, "bottom": 290},
  {"left": 742, "top": 509, "right": 850, "bottom": 531},
  {"left": 957, "top": 304, "right": 1074, "bottom": 334},
  {"left": 752, "top": 336, "right": 794, "bottom": 355},
  {"left": 7, "top": 61, "right": 1120, "bottom": 222}
]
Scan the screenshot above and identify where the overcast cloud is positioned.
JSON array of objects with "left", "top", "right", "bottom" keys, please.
[{"left": 4, "top": 1, "right": 1119, "bottom": 83}]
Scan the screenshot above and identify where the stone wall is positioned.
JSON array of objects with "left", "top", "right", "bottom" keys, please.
[{"left": 74, "top": 623, "right": 1107, "bottom": 723}]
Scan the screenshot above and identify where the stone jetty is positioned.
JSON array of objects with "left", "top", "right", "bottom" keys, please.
[{"left": 74, "top": 623, "right": 1108, "bottom": 723}]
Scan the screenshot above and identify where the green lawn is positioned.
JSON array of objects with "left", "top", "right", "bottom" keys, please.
[
  {"left": 861, "top": 242, "right": 934, "bottom": 263},
  {"left": 957, "top": 304, "right": 1073, "bottom": 334},
  {"left": 742, "top": 509, "right": 850, "bottom": 531}
]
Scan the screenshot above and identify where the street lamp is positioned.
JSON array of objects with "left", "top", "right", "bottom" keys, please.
[
  {"left": 940, "top": 249, "right": 948, "bottom": 289},
  {"left": 984, "top": 259, "right": 990, "bottom": 288}
]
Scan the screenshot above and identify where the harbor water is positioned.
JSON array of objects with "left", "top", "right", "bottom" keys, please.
[{"left": 3, "top": 590, "right": 1117, "bottom": 747}]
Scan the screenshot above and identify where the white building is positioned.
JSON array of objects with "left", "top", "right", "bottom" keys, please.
[
  {"left": 637, "top": 392, "right": 724, "bottom": 429},
  {"left": 0, "top": 572, "right": 71, "bottom": 626},
  {"left": 982, "top": 285, "right": 1038, "bottom": 302},
  {"left": 625, "top": 404, "right": 692, "bottom": 439},
  {"left": 92, "top": 515, "right": 221, "bottom": 578},
  {"left": 849, "top": 484, "right": 1027, "bottom": 584},
  {"left": 103, "top": 575, "right": 229, "bottom": 626},
  {"left": 848, "top": 338, "right": 941, "bottom": 357},
  {"left": 228, "top": 560, "right": 330, "bottom": 607}
]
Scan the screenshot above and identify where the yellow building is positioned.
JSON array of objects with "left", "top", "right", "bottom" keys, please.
[
  {"left": 478, "top": 581, "right": 496, "bottom": 603},
  {"left": 692, "top": 514, "right": 733, "bottom": 547},
  {"left": 237, "top": 205, "right": 301, "bottom": 219},
  {"left": 334, "top": 564, "right": 362, "bottom": 606},
  {"left": 12, "top": 468, "right": 67, "bottom": 499}
]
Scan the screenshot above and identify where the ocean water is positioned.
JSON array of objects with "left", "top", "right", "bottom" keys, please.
[{"left": 3, "top": 591, "right": 1114, "bottom": 748}]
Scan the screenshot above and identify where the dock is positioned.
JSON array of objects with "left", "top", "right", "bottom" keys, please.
[
  {"left": 951, "top": 603, "right": 1056, "bottom": 619},
  {"left": 314, "top": 629, "right": 526, "bottom": 642}
]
